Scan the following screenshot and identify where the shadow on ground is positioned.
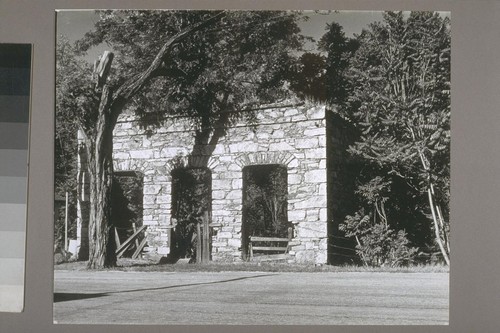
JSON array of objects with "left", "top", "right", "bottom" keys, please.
[{"left": 54, "top": 273, "right": 275, "bottom": 303}]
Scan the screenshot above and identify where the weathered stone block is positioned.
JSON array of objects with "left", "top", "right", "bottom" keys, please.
[
  {"left": 297, "top": 222, "right": 327, "bottom": 238},
  {"left": 319, "top": 208, "right": 328, "bottom": 221},
  {"left": 219, "top": 171, "right": 241, "bottom": 180},
  {"left": 306, "top": 209, "right": 319, "bottom": 221},
  {"left": 217, "top": 232, "right": 233, "bottom": 239},
  {"left": 212, "top": 179, "right": 232, "bottom": 190},
  {"left": 288, "top": 174, "right": 302, "bottom": 185},
  {"left": 296, "top": 138, "right": 318, "bottom": 149},
  {"left": 213, "top": 190, "right": 226, "bottom": 200},
  {"left": 291, "top": 114, "right": 307, "bottom": 122},
  {"left": 305, "top": 106, "right": 324, "bottom": 119},
  {"left": 156, "top": 195, "right": 171, "bottom": 204},
  {"left": 114, "top": 152, "right": 130, "bottom": 160},
  {"left": 305, "top": 148, "right": 326, "bottom": 159},
  {"left": 294, "top": 196, "right": 326, "bottom": 209},
  {"left": 304, "top": 169, "right": 327, "bottom": 183},
  {"left": 225, "top": 190, "right": 242, "bottom": 200},
  {"left": 305, "top": 242, "right": 315, "bottom": 250},
  {"left": 288, "top": 209, "right": 306, "bottom": 221},
  {"left": 295, "top": 250, "right": 315, "bottom": 264},
  {"left": 143, "top": 196, "right": 155, "bottom": 205},
  {"left": 227, "top": 238, "right": 241, "bottom": 248},
  {"left": 304, "top": 128, "right": 325, "bottom": 137},
  {"left": 272, "top": 129, "right": 285, "bottom": 138},
  {"left": 268, "top": 141, "right": 294, "bottom": 151},
  {"left": 130, "top": 149, "right": 155, "bottom": 159},
  {"left": 144, "top": 184, "right": 162, "bottom": 195},
  {"left": 319, "top": 159, "right": 327, "bottom": 169},
  {"left": 315, "top": 250, "right": 327, "bottom": 264},
  {"left": 229, "top": 141, "right": 255, "bottom": 153}
]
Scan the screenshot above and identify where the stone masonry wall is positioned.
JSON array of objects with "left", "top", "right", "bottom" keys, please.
[{"left": 112, "top": 103, "right": 329, "bottom": 264}]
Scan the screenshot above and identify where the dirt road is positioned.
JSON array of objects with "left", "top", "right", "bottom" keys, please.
[{"left": 53, "top": 271, "right": 448, "bottom": 325}]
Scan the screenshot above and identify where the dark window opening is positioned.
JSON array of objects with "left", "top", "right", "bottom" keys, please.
[{"left": 242, "top": 164, "right": 289, "bottom": 260}]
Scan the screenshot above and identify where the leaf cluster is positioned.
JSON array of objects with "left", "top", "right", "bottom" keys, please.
[
  {"left": 333, "top": 12, "right": 450, "bottom": 256},
  {"left": 243, "top": 166, "right": 289, "bottom": 237},
  {"left": 340, "top": 209, "right": 419, "bottom": 267},
  {"left": 73, "top": 10, "right": 308, "bottom": 132}
]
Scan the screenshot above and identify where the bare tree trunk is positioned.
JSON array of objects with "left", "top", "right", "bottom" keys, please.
[{"left": 85, "top": 87, "right": 118, "bottom": 268}]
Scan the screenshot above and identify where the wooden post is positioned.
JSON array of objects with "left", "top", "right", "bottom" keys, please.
[
  {"left": 168, "top": 217, "right": 176, "bottom": 256},
  {"left": 64, "top": 192, "right": 69, "bottom": 251},
  {"left": 202, "top": 211, "right": 210, "bottom": 263},
  {"left": 249, "top": 237, "right": 253, "bottom": 260},
  {"left": 132, "top": 223, "right": 140, "bottom": 248},
  {"left": 114, "top": 228, "right": 121, "bottom": 248},
  {"left": 196, "top": 223, "right": 202, "bottom": 263}
]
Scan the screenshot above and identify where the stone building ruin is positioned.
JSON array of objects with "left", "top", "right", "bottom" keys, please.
[{"left": 76, "top": 103, "right": 356, "bottom": 265}]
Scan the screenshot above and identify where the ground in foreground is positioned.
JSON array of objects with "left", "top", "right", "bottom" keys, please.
[{"left": 54, "top": 270, "right": 448, "bottom": 325}]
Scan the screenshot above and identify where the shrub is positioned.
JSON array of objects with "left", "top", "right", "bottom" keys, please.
[{"left": 340, "top": 210, "right": 419, "bottom": 267}]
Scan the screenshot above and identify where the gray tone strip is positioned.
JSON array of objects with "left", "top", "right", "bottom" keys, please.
[
  {"left": 0, "top": 285, "right": 24, "bottom": 312},
  {"left": 0, "top": 95, "right": 29, "bottom": 123},
  {"left": 0, "top": 258, "right": 24, "bottom": 285},
  {"left": 0, "top": 150, "right": 28, "bottom": 177},
  {"left": 0, "top": 231, "right": 25, "bottom": 258},
  {"left": 0, "top": 68, "right": 31, "bottom": 96},
  {"left": 0, "top": 123, "right": 29, "bottom": 149},
  {"left": 0, "top": 44, "right": 31, "bottom": 68},
  {"left": 0, "top": 203, "right": 26, "bottom": 232},
  {"left": 0, "top": 176, "right": 27, "bottom": 203}
]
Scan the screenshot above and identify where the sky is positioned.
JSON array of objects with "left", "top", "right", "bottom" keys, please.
[{"left": 56, "top": 10, "right": 386, "bottom": 63}]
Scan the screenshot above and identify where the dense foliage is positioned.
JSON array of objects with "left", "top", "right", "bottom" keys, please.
[
  {"left": 54, "top": 37, "right": 89, "bottom": 253},
  {"left": 75, "top": 10, "right": 307, "bottom": 135},
  {"left": 334, "top": 12, "right": 451, "bottom": 265},
  {"left": 243, "top": 165, "right": 289, "bottom": 238}
]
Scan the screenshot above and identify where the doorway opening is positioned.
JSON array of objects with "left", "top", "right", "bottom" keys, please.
[
  {"left": 242, "top": 164, "right": 289, "bottom": 260},
  {"left": 111, "top": 171, "right": 144, "bottom": 257},
  {"left": 170, "top": 167, "right": 212, "bottom": 262}
]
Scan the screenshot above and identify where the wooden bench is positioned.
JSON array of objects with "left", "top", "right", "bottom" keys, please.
[{"left": 248, "top": 228, "right": 293, "bottom": 260}]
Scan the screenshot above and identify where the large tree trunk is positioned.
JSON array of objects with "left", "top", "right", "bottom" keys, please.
[{"left": 85, "top": 87, "right": 118, "bottom": 268}]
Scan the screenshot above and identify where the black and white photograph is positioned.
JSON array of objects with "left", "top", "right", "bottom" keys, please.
[{"left": 54, "top": 9, "right": 450, "bottom": 325}]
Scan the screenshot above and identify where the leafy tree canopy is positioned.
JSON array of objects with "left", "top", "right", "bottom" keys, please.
[
  {"left": 336, "top": 11, "right": 451, "bottom": 264},
  {"left": 73, "top": 10, "right": 309, "bottom": 134}
]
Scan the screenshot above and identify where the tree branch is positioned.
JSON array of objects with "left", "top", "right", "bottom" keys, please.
[{"left": 112, "top": 11, "right": 227, "bottom": 108}]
